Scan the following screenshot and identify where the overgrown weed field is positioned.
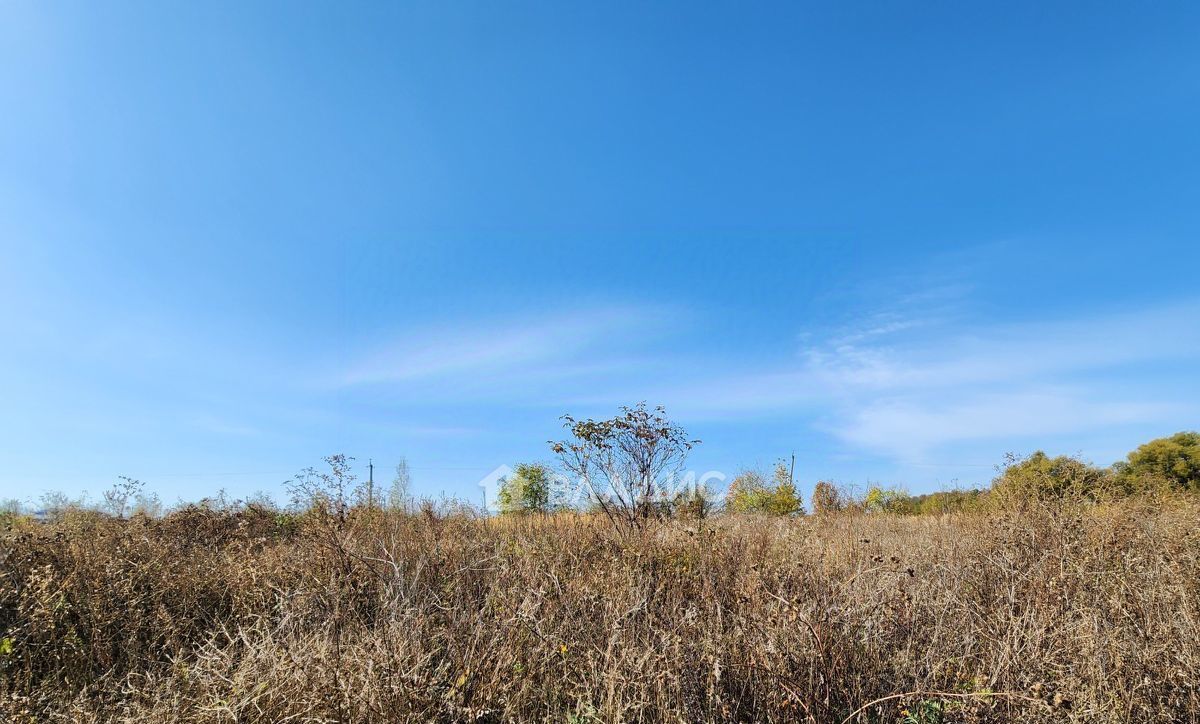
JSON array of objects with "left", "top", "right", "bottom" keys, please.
[{"left": 2, "top": 500, "right": 1198, "bottom": 722}]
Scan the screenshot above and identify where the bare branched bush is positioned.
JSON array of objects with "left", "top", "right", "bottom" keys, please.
[
  {"left": 101, "top": 476, "right": 145, "bottom": 519},
  {"left": 550, "top": 403, "right": 699, "bottom": 532},
  {"left": 286, "top": 454, "right": 362, "bottom": 523}
]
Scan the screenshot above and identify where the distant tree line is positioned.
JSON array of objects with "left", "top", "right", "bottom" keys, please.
[
  {"left": 491, "top": 405, "right": 1200, "bottom": 521},
  {"left": 799, "top": 431, "right": 1200, "bottom": 516},
  {"left": 6, "top": 403, "right": 1198, "bottom": 526}
]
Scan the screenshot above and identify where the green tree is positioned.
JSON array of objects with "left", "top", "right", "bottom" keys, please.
[
  {"left": 991, "top": 452, "right": 1113, "bottom": 505},
  {"left": 1114, "top": 432, "right": 1200, "bottom": 493},
  {"left": 725, "top": 470, "right": 770, "bottom": 513},
  {"left": 497, "top": 463, "right": 553, "bottom": 514},
  {"left": 725, "top": 461, "right": 804, "bottom": 515},
  {"left": 767, "top": 459, "right": 804, "bottom": 515},
  {"left": 909, "top": 489, "right": 984, "bottom": 514},
  {"left": 863, "top": 485, "right": 910, "bottom": 514}
]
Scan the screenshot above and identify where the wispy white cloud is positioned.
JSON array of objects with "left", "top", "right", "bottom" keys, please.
[
  {"left": 336, "top": 304, "right": 680, "bottom": 389},
  {"left": 805, "top": 301, "right": 1200, "bottom": 393},
  {"left": 834, "top": 390, "right": 1180, "bottom": 461},
  {"left": 657, "top": 298, "right": 1200, "bottom": 460},
  {"left": 329, "top": 294, "right": 1199, "bottom": 470}
]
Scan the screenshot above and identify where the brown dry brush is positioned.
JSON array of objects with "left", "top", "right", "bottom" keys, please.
[{"left": 1, "top": 499, "right": 1198, "bottom": 723}]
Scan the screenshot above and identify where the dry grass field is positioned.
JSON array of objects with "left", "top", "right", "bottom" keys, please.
[{"left": 2, "top": 498, "right": 1198, "bottom": 723}]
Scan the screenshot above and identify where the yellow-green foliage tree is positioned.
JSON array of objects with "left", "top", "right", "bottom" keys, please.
[
  {"left": 1114, "top": 431, "right": 1200, "bottom": 493},
  {"left": 907, "top": 489, "right": 985, "bottom": 514},
  {"left": 767, "top": 460, "right": 804, "bottom": 515},
  {"left": 863, "top": 485, "right": 910, "bottom": 514},
  {"left": 497, "top": 463, "right": 553, "bottom": 514},
  {"left": 990, "top": 451, "right": 1113, "bottom": 505},
  {"left": 725, "top": 470, "right": 769, "bottom": 513},
  {"left": 725, "top": 460, "right": 804, "bottom": 515}
]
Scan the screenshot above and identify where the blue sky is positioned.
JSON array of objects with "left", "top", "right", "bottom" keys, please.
[{"left": 2, "top": 2, "right": 1198, "bottom": 506}]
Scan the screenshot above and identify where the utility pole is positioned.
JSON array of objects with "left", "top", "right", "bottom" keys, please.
[
  {"left": 367, "top": 459, "right": 374, "bottom": 509},
  {"left": 790, "top": 452, "right": 796, "bottom": 486}
]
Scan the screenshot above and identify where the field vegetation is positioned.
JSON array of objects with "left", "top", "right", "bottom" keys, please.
[{"left": 2, "top": 412, "right": 1198, "bottom": 723}]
